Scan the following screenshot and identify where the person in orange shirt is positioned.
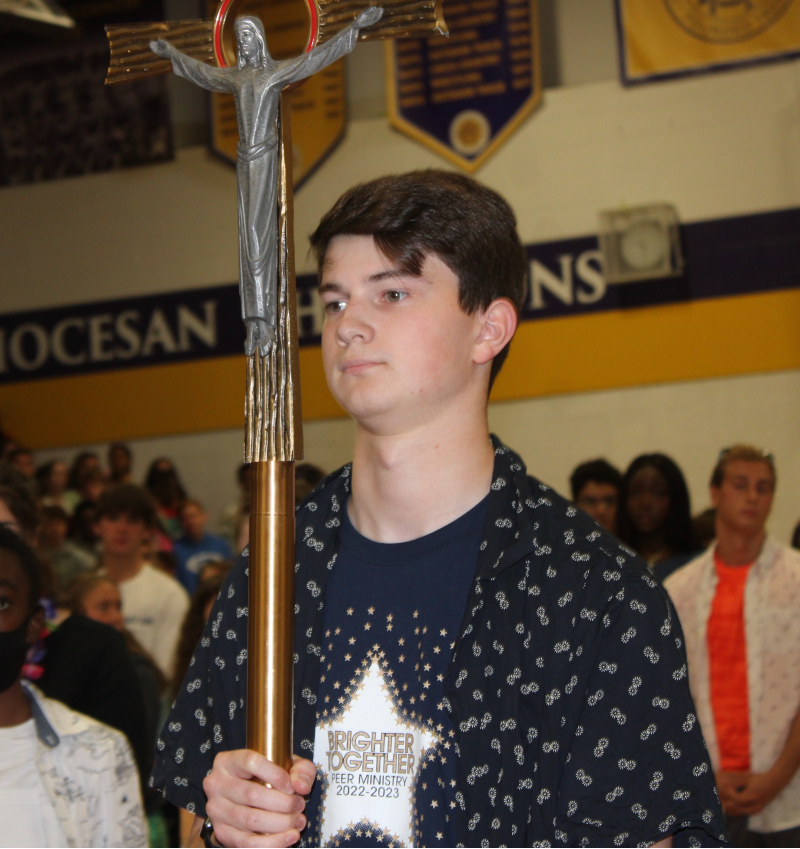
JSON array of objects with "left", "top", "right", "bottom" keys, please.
[{"left": 666, "top": 446, "right": 800, "bottom": 846}]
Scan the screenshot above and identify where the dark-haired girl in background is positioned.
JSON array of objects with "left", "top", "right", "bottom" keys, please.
[
  {"left": 618, "top": 452, "right": 701, "bottom": 583},
  {"left": 35, "top": 460, "right": 69, "bottom": 514},
  {"left": 145, "top": 458, "right": 187, "bottom": 541}
]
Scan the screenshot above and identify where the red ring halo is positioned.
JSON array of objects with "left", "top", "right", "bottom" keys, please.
[{"left": 213, "top": 0, "right": 318, "bottom": 67}]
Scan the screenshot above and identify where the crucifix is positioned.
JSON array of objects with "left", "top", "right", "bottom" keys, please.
[{"left": 105, "top": 0, "right": 447, "bottom": 771}]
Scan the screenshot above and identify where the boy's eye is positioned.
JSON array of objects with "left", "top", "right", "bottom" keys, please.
[
  {"left": 0, "top": 597, "right": 11, "bottom": 612},
  {"left": 324, "top": 301, "right": 346, "bottom": 314},
  {"left": 385, "top": 290, "right": 406, "bottom": 303}
]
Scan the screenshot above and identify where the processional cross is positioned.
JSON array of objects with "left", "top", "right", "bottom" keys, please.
[{"left": 105, "top": 0, "right": 447, "bottom": 768}]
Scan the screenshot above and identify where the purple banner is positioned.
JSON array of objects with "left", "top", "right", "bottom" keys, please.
[{"left": 388, "top": 0, "right": 540, "bottom": 171}]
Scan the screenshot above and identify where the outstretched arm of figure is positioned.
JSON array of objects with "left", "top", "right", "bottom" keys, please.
[
  {"left": 150, "top": 39, "right": 236, "bottom": 93},
  {"left": 278, "top": 6, "right": 383, "bottom": 85}
]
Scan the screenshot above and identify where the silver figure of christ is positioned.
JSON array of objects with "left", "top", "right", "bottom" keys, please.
[{"left": 151, "top": 7, "right": 382, "bottom": 355}]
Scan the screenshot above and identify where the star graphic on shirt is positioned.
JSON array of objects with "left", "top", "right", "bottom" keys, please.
[
  {"left": 364, "top": 622, "right": 371, "bottom": 630},
  {"left": 348, "top": 637, "right": 356, "bottom": 645},
  {"left": 344, "top": 653, "right": 351, "bottom": 661},
  {"left": 398, "top": 637, "right": 405, "bottom": 646},
  {"left": 315, "top": 657, "right": 441, "bottom": 847},
  {"left": 368, "top": 606, "right": 375, "bottom": 615},
  {"left": 347, "top": 608, "right": 353, "bottom": 616},
  {"left": 440, "top": 629, "right": 447, "bottom": 636},
  {"left": 413, "top": 610, "right": 419, "bottom": 618}
]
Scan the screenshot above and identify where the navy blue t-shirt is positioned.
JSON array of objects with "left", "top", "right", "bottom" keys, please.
[{"left": 303, "top": 496, "right": 488, "bottom": 848}]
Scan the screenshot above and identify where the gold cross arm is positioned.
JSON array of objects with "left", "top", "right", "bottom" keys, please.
[{"left": 105, "top": 0, "right": 447, "bottom": 85}]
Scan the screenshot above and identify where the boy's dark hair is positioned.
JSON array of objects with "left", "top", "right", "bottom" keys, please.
[
  {"left": 0, "top": 525, "right": 43, "bottom": 609},
  {"left": 237, "top": 463, "right": 251, "bottom": 486},
  {"left": 41, "top": 505, "right": 70, "bottom": 525},
  {"left": 109, "top": 441, "right": 132, "bottom": 460},
  {"left": 309, "top": 170, "right": 528, "bottom": 386},
  {"left": 95, "top": 484, "right": 157, "bottom": 528},
  {"left": 618, "top": 453, "right": 698, "bottom": 556},
  {"left": 569, "top": 459, "right": 622, "bottom": 501}
]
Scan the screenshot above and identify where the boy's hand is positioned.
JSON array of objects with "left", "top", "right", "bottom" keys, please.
[{"left": 203, "top": 750, "right": 316, "bottom": 847}]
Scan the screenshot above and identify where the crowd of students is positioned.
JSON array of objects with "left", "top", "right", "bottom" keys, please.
[
  {"left": 0, "top": 427, "right": 798, "bottom": 846},
  {"left": 572, "top": 444, "right": 800, "bottom": 845},
  {"left": 0, "top": 435, "right": 323, "bottom": 845}
]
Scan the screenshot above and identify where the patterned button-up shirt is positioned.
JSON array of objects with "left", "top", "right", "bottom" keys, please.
[
  {"left": 152, "top": 438, "right": 724, "bottom": 847},
  {"left": 666, "top": 540, "right": 800, "bottom": 835},
  {"left": 23, "top": 682, "right": 147, "bottom": 848}
]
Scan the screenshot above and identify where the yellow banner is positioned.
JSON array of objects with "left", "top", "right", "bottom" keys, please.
[
  {"left": 3, "top": 287, "right": 800, "bottom": 449},
  {"left": 616, "top": 0, "right": 800, "bottom": 82}
]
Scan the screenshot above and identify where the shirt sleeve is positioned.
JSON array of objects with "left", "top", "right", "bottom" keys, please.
[
  {"left": 556, "top": 574, "right": 725, "bottom": 847},
  {"left": 151, "top": 579, "right": 190, "bottom": 680},
  {"left": 150, "top": 553, "right": 248, "bottom": 816}
]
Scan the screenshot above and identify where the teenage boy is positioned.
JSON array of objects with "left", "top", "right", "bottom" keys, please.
[
  {"left": 174, "top": 500, "right": 232, "bottom": 594},
  {"left": 0, "top": 527, "right": 147, "bottom": 847},
  {"left": 95, "top": 484, "right": 189, "bottom": 678},
  {"left": 152, "top": 172, "right": 723, "bottom": 847},
  {"left": 570, "top": 458, "right": 623, "bottom": 534},
  {"left": 666, "top": 446, "right": 800, "bottom": 845}
]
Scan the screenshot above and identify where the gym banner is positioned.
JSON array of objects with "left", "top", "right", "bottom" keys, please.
[
  {"left": 615, "top": 0, "right": 800, "bottom": 85},
  {"left": 0, "top": 0, "right": 172, "bottom": 188},
  {"left": 208, "top": 0, "right": 346, "bottom": 186},
  {"left": 386, "top": 0, "right": 541, "bottom": 172},
  {"left": 2, "top": 205, "right": 800, "bottom": 387}
]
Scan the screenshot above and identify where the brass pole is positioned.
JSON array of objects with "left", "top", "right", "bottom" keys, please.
[
  {"left": 245, "top": 94, "right": 301, "bottom": 771},
  {"left": 247, "top": 460, "right": 295, "bottom": 768}
]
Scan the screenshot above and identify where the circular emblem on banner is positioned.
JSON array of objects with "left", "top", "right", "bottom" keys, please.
[
  {"left": 449, "top": 110, "right": 491, "bottom": 158},
  {"left": 663, "top": 0, "right": 793, "bottom": 44}
]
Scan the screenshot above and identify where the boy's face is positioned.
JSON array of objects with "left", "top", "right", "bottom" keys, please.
[
  {"left": 712, "top": 459, "right": 774, "bottom": 537},
  {"left": 319, "top": 235, "right": 490, "bottom": 431},
  {"left": 181, "top": 503, "right": 207, "bottom": 539},
  {"left": 576, "top": 481, "right": 619, "bottom": 534},
  {"left": 94, "top": 512, "right": 150, "bottom": 557}
]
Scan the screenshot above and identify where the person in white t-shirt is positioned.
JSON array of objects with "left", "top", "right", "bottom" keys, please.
[
  {"left": 0, "top": 526, "right": 147, "bottom": 848},
  {"left": 95, "top": 484, "right": 189, "bottom": 680}
]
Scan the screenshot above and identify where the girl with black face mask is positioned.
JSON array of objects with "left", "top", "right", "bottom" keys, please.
[{"left": 0, "top": 527, "right": 147, "bottom": 847}]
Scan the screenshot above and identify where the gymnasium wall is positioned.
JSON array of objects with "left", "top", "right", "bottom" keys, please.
[{"left": 6, "top": 54, "right": 800, "bottom": 541}]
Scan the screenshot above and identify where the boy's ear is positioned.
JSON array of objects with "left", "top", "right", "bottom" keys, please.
[{"left": 473, "top": 298, "right": 518, "bottom": 366}]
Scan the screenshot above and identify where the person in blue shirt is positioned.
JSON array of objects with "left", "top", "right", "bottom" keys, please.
[{"left": 172, "top": 500, "right": 232, "bottom": 594}]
